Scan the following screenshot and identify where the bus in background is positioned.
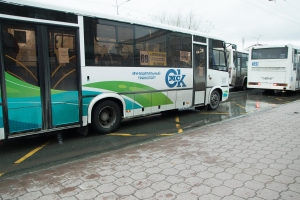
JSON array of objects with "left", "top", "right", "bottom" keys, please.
[
  {"left": 0, "top": 0, "right": 229, "bottom": 141},
  {"left": 227, "top": 45, "right": 249, "bottom": 90},
  {"left": 248, "top": 44, "right": 300, "bottom": 93}
]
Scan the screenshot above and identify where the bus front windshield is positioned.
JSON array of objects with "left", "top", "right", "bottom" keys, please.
[
  {"left": 251, "top": 47, "right": 288, "bottom": 60},
  {"left": 209, "top": 40, "right": 227, "bottom": 71}
]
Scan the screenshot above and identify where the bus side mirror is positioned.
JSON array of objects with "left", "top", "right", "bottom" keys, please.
[{"left": 232, "top": 44, "right": 237, "bottom": 50}]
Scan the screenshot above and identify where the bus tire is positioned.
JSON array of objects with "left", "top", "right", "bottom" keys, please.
[
  {"left": 92, "top": 100, "right": 121, "bottom": 134},
  {"left": 208, "top": 90, "right": 220, "bottom": 110}
]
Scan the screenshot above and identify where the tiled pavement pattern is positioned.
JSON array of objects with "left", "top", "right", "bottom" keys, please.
[{"left": 0, "top": 101, "right": 300, "bottom": 200}]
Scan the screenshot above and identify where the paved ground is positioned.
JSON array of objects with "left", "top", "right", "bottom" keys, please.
[{"left": 0, "top": 100, "right": 300, "bottom": 200}]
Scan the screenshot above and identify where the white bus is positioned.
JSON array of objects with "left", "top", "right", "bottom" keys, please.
[
  {"left": 227, "top": 46, "right": 249, "bottom": 90},
  {"left": 248, "top": 44, "right": 300, "bottom": 93},
  {"left": 0, "top": 0, "right": 229, "bottom": 140}
]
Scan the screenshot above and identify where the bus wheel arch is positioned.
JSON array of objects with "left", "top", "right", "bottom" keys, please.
[
  {"left": 208, "top": 88, "right": 221, "bottom": 110},
  {"left": 91, "top": 98, "right": 123, "bottom": 134}
]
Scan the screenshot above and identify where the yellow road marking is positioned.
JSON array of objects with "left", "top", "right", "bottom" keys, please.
[
  {"left": 14, "top": 141, "right": 51, "bottom": 164},
  {"left": 108, "top": 133, "right": 146, "bottom": 137},
  {"left": 233, "top": 102, "right": 246, "bottom": 109},
  {"left": 158, "top": 134, "right": 174, "bottom": 136},
  {"left": 175, "top": 116, "right": 183, "bottom": 133},
  {"left": 269, "top": 96, "right": 291, "bottom": 103},
  {"left": 135, "top": 134, "right": 147, "bottom": 137},
  {"left": 108, "top": 133, "right": 132, "bottom": 136}
]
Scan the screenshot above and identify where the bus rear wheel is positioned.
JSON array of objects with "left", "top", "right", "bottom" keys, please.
[
  {"left": 92, "top": 100, "right": 121, "bottom": 134},
  {"left": 208, "top": 90, "right": 220, "bottom": 110}
]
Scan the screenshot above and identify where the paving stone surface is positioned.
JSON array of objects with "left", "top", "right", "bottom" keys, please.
[{"left": 0, "top": 100, "right": 300, "bottom": 199}]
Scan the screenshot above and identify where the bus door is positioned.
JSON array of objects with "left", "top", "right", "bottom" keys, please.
[
  {"left": 1, "top": 21, "right": 80, "bottom": 135},
  {"left": 236, "top": 52, "right": 242, "bottom": 86},
  {"left": 48, "top": 27, "right": 80, "bottom": 127},
  {"left": 193, "top": 44, "right": 206, "bottom": 104},
  {"left": 230, "top": 50, "right": 236, "bottom": 86},
  {"left": 240, "top": 53, "right": 248, "bottom": 87}
]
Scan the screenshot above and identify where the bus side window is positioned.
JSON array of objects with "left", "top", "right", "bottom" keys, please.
[
  {"left": 167, "top": 33, "right": 191, "bottom": 68},
  {"left": 135, "top": 26, "right": 168, "bottom": 67},
  {"left": 241, "top": 53, "right": 247, "bottom": 69}
]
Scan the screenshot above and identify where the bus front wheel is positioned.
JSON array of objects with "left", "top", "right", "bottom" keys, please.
[
  {"left": 208, "top": 90, "right": 220, "bottom": 110},
  {"left": 92, "top": 100, "right": 121, "bottom": 134}
]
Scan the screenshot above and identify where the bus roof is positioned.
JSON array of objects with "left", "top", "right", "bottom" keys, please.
[
  {"left": 2, "top": 0, "right": 223, "bottom": 41},
  {"left": 251, "top": 44, "right": 300, "bottom": 50}
]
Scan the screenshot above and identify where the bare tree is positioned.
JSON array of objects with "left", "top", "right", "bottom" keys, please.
[
  {"left": 151, "top": 11, "right": 167, "bottom": 24},
  {"left": 185, "top": 11, "right": 199, "bottom": 30},
  {"left": 151, "top": 10, "right": 213, "bottom": 33},
  {"left": 172, "top": 12, "right": 182, "bottom": 27}
]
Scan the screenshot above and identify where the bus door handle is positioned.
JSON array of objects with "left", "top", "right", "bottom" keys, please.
[{"left": 209, "top": 75, "right": 212, "bottom": 80}]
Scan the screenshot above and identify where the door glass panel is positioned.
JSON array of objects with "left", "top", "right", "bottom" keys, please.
[
  {"left": 2, "top": 23, "right": 42, "bottom": 133},
  {"left": 194, "top": 45, "right": 206, "bottom": 91},
  {"left": 48, "top": 28, "right": 79, "bottom": 126},
  {"left": 236, "top": 52, "right": 242, "bottom": 84}
]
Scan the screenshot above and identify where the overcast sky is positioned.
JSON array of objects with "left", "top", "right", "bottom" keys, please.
[{"left": 18, "top": 0, "right": 300, "bottom": 50}]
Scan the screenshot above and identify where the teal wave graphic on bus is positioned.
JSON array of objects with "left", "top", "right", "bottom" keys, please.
[
  {"left": 51, "top": 91, "right": 79, "bottom": 126},
  {"left": 0, "top": 107, "right": 3, "bottom": 129},
  {"left": 83, "top": 81, "right": 174, "bottom": 110},
  {"left": 5, "top": 73, "right": 79, "bottom": 133},
  {"left": 5, "top": 73, "right": 42, "bottom": 132},
  {"left": 6, "top": 91, "right": 79, "bottom": 133},
  {"left": 223, "top": 90, "right": 229, "bottom": 98}
]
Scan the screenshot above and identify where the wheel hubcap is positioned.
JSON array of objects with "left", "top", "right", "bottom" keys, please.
[
  {"left": 211, "top": 94, "right": 218, "bottom": 105},
  {"left": 98, "top": 106, "right": 116, "bottom": 128},
  {"left": 100, "top": 112, "right": 109, "bottom": 121}
]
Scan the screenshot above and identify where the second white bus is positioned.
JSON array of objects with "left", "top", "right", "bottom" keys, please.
[
  {"left": 227, "top": 47, "right": 249, "bottom": 90},
  {"left": 248, "top": 44, "right": 300, "bottom": 93}
]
